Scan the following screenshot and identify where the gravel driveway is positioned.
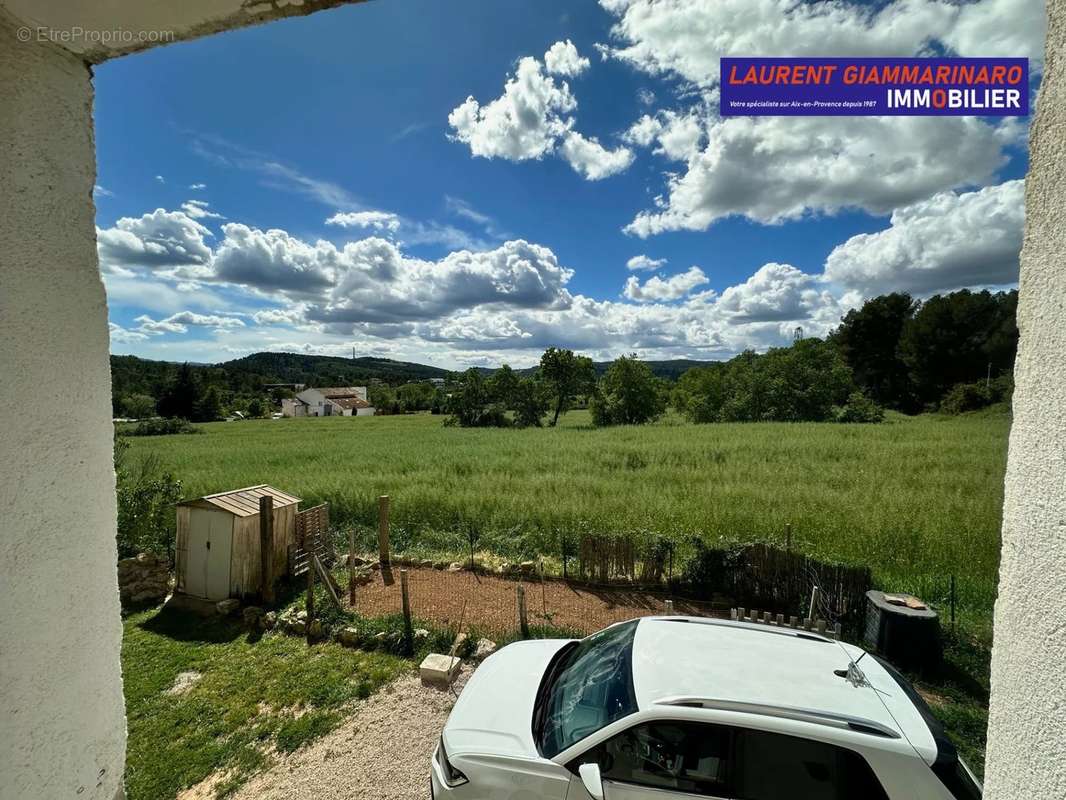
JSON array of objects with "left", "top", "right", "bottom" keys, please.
[{"left": 230, "top": 668, "right": 470, "bottom": 800}]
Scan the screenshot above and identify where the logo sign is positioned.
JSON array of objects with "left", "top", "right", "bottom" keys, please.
[{"left": 720, "top": 57, "right": 1028, "bottom": 116}]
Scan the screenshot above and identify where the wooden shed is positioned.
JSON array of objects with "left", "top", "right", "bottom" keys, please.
[{"left": 175, "top": 485, "right": 300, "bottom": 601}]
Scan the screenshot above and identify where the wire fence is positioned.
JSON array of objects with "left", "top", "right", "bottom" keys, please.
[{"left": 346, "top": 564, "right": 729, "bottom": 639}]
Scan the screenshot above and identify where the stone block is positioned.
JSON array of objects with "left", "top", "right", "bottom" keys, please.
[{"left": 420, "top": 653, "right": 460, "bottom": 688}]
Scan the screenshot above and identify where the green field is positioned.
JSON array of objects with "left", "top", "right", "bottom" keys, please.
[{"left": 125, "top": 408, "right": 1010, "bottom": 621}]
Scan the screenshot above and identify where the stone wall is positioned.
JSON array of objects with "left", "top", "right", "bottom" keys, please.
[{"left": 117, "top": 553, "right": 172, "bottom": 606}]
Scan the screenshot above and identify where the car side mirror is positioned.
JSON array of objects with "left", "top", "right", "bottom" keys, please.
[{"left": 579, "top": 763, "right": 604, "bottom": 800}]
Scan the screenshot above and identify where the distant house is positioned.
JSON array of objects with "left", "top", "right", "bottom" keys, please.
[{"left": 281, "top": 386, "right": 375, "bottom": 417}]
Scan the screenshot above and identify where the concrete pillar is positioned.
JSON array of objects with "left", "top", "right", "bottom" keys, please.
[
  {"left": 0, "top": 13, "right": 126, "bottom": 800},
  {"left": 984, "top": 3, "right": 1066, "bottom": 798}
]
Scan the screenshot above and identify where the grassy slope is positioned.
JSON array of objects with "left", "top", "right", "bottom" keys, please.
[
  {"left": 127, "top": 409, "right": 1009, "bottom": 618},
  {"left": 122, "top": 607, "right": 406, "bottom": 800}
]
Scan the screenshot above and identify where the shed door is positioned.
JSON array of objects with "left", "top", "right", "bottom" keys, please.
[{"left": 186, "top": 508, "right": 233, "bottom": 600}]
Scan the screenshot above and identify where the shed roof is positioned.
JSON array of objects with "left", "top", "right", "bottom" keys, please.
[{"left": 179, "top": 485, "right": 301, "bottom": 517}]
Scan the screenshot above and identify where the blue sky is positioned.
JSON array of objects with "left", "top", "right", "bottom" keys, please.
[{"left": 95, "top": 0, "right": 1043, "bottom": 369}]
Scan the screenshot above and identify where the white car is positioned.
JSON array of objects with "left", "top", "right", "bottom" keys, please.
[{"left": 431, "top": 616, "right": 981, "bottom": 799}]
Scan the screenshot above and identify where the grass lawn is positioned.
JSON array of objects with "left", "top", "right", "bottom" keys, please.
[
  {"left": 121, "top": 605, "right": 407, "bottom": 800},
  {"left": 124, "top": 408, "right": 1009, "bottom": 622}
]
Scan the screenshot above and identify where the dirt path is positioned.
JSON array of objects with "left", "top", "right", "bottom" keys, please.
[
  {"left": 230, "top": 669, "right": 469, "bottom": 800},
  {"left": 352, "top": 566, "right": 725, "bottom": 636}
]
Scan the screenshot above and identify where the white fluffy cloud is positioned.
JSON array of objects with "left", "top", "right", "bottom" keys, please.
[
  {"left": 559, "top": 132, "right": 634, "bottom": 180},
  {"left": 448, "top": 52, "right": 577, "bottom": 161},
  {"left": 716, "top": 262, "right": 841, "bottom": 324},
  {"left": 311, "top": 238, "right": 574, "bottom": 330},
  {"left": 600, "top": 0, "right": 1039, "bottom": 235},
  {"left": 181, "top": 199, "right": 225, "bottom": 220},
  {"left": 212, "top": 224, "right": 337, "bottom": 295},
  {"left": 599, "top": 0, "right": 1043, "bottom": 90},
  {"left": 108, "top": 322, "right": 148, "bottom": 343},
  {"left": 134, "top": 311, "right": 246, "bottom": 335},
  {"left": 624, "top": 115, "right": 1012, "bottom": 236},
  {"left": 96, "top": 208, "right": 213, "bottom": 273},
  {"left": 448, "top": 41, "right": 631, "bottom": 180},
  {"left": 824, "top": 180, "right": 1024, "bottom": 296},
  {"left": 544, "top": 39, "right": 590, "bottom": 77},
  {"left": 624, "top": 266, "right": 709, "bottom": 302},
  {"left": 325, "top": 211, "right": 402, "bottom": 232},
  {"left": 627, "top": 254, "right": 667, "bottom": 272}
]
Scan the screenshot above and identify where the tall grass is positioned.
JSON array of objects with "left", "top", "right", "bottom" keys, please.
[{"left": 124, "top": 409, "right": 1009, "bottom": 620}]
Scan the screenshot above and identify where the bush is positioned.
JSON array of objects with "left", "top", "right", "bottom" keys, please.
[
  {"left": 124, "top": 417, "right": 201, "bottom": 436},
  {"left": 940, "top": 382, "right": 992, "bottom": 415},
  {"left": 835, "top": 392, "right": 885, "bottom": 424},
  {"left": 115, "top": 439, "right": 183, "bottom": 560}
]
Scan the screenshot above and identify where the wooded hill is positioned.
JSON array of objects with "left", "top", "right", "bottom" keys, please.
[{"left": 110, "top": 352, "right": 453, "bottom": 407}]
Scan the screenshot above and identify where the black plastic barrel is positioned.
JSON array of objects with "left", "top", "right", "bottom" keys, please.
[{"left": 864, "top": 590, "right": 942, "bottom": 673}]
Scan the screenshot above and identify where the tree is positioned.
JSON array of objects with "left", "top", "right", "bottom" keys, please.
[
  {"left": 194, "top": 385, "right": 224, "bottom": 422},
  {"left": 899, "top": 289, "right": 1018, "bottom": 408},
  {"left": 157, "top": 363, "right": 201, "bottom": 420},
  {"left": 486, "top": 364, "right": 520, "bottom": 407},
  {"left": 833, "top": 293, "right": 916, "bottom": 410},
  {"left": 121, "top": 393, "right": 157, "bottom": 419},
  {"left": 590, "top": 355, "right": 667, "bottom": 426},
  {"left": 539, "top": 347, "right": 596, "bottom": 426},
  {"left": 396, "top": 382, "right": 436, "bottom": 413},
  {"left": 247, "top": 398, "right": 265, "bottom": 418},
  {"left": 673, "top": 338, "right": 855, "bottom": 423},
  {"left": 445, "top": 369, "right": 507, "bottom": 427},
  {"left": 512, "top": 377, "right": 550, "bottom": 427},
  {"left": 369, "top": 385, "right": 399, "bottom": 415}
]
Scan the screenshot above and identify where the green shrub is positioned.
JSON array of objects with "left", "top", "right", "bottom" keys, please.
[
  {"left": 124, "top": 417, "right": 201, "bottom": 436},
  {"left": 940, "top": 382, "right": 993, "bottom": 415},
  {"left": 114, "top": 439, "right": 183, "bottom": 560},
  {"left": 836, "top": 392, "right": 885, "bottom": 423}
]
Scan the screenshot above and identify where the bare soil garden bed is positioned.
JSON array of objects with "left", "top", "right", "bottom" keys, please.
[{"left": 349, "top": 566, "right": 725, "bottom": 636}]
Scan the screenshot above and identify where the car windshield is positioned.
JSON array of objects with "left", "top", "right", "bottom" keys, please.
[{"left": 534, "top": 620, "right": 638, "bottom": 758}]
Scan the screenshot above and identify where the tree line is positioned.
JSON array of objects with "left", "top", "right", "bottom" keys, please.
[{"left": 447, "top": 288, "right": 1018, "bottom": 428}]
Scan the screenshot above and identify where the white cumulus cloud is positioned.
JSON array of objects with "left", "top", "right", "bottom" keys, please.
[
  {"left": 627, "top": 254, "right": 667, "bottom": 272},
  {"left": 624, "top": 266, "right": 709, "bottom": 302},
  {"left": 325, "top": 210, "right": 402, "bottom": 232},
  {"left": 448, "top": 40, "right": 632, "bottom": 180},
  {"left": 824, "top": 180, "right": 1024, "bottom": 296},
  {"left": 544, "top": 39, "right": 590, "bottom": 77}
]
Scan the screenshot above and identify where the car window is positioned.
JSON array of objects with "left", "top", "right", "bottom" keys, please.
[
  {"left": 588, "top": 721, "right": 732, "bottom": 796},
  {"left": 536, "top": 620, "right": 638, "bottom": 758},
  {"left": 733, "top": 727, "right": 889, "bottom": 800},
  {"left": 575, "top": 721, "right": 889, "bottom": 800}
]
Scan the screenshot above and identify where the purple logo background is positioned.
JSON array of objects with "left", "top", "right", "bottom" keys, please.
[{"left": 720, "top": 57, "right": 1028, "bottom": 117}]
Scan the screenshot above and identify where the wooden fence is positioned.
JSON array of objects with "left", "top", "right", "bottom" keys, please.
[{"left": 288, "top": 503, "right": 333, "bottom": 578}]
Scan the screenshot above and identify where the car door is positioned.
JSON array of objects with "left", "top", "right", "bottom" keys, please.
[
  {"left": 566, "top": 720, "right": 734, "bottom": 799},
  {"left": 566, "top": 720, "right": 895, "bottom": 800}
]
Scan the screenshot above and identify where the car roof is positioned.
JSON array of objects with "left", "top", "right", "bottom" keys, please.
[{"left": 630, "top": 617, "right": 937, "bottom": 760}]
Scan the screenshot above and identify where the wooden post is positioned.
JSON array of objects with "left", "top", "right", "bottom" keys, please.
[
  {"left": 808, "top": 585, "right": 820, "bottom": 621},
  {"left": 378, "top": 495, "right": 391, "bottom": 566},
  {"left": 517, "top": 584, "right": 529, "bottom": 639},
  {"left": 348, "top": 528, "right": 357, "bottom": 606},
  {"left": 306, "top": 550, "right": 315, "bottom": 645},
  {"left": 664, "top": 599, "right": 674, "bottom": 614},
  {"left": 400, "top": 569, "right": 413, "bottom": 655},
  {"left": 259, "top": 495, "right": 274, "bottom": 604}
]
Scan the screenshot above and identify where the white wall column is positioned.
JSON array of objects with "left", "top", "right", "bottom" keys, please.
[
  {"left": 984, "top": 2, "right": 1066, "bottom": 797},
  {"left": 0, "top": 12, "right": 126, "bottom": 799}
]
